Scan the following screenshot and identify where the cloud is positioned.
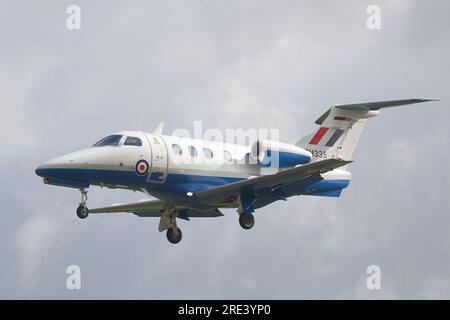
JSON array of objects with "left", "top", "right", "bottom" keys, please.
[
  {"left": 0, "top": 77, "right": 38, "bottom": 160},
  {"left": 15, "top": 205, "right": 67, "bottom": 294}
]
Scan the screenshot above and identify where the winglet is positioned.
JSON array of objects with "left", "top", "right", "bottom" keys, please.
[{"left": 153, "top": 122, "right": 165, "bottom": 135}]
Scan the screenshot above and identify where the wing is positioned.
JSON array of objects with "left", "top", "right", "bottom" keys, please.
[
  {"left": 89, "top": 199, "right": 166, "bottom": 216},
  {"left": 90, "top": 159, "right": 349, "bottom": 215},
  {"left": 89, "top": 199, "right": 224, "bottom": 219},
  {"left": 194, "top": 158, "right": 351, "bottom": 201}
]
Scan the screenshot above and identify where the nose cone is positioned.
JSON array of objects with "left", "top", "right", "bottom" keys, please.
[
  {"left": 35, "top": 153, "right": 75, "bottom": 178},
  {"left": 35, "top": 165, "right": 46, "bottom": 178},
  {"left": 35, "top": 150, "right": 93, "bottom": 189},
  {"left": 35, "top": 161, "right": 56, "bottom": 178}
]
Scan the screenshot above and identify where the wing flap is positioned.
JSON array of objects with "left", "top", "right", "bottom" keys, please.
[
  {"left": 134, "top": 207, "right": 224, "bottom": 218},
  {"left": 89, "top": 199, "right": 165, "bottom": 214}
]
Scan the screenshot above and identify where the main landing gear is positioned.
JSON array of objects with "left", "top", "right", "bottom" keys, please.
[
  {"left": 76, "top": 189, "right": 89, "bottom": 219},
  {"left": 237, "top": 193, "right": 256, "bottom": 230},
  {"left": 159, "top": 208, "right": 183, "bottom": 244}
]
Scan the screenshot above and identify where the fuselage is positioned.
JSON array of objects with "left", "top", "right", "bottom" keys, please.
[{"left": 35, "top": 131, "right": 351, "bottom": 209}]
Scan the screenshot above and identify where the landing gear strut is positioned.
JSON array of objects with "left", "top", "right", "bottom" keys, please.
[{"left": 76, "top": 189, "right": 89, "bottom": 219}]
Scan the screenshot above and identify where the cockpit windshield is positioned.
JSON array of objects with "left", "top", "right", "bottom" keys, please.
[
  {"left": 124, "top": 136, "right": 142, "bottom": 146},
  {"left": 92, "top": 135, "right": 122, "bottom": 147}
]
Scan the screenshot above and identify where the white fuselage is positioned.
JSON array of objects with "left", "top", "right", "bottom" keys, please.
[{"left": 36, "top": 130, "right": 351, "bottom": 208}]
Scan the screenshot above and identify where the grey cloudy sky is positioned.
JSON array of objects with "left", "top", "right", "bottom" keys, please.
[{"left": 0, "top": 0, "right": 449, "bottom": 299}]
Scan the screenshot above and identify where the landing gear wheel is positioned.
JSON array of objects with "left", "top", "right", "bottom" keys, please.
[
  {"left": 76, "top": 205, "right": 89, "bottom": 219},
  {"left": 239, "top": 213, "right": 255, "bottom": 230},
  {"left": 166, "top": 227, "right": 182, "bottom": 244}
]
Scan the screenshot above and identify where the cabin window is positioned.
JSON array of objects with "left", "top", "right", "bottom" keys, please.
[
  {"left": 244, "top": 152, "right": 251, "bottom": 165},
  {"left": 172, "top": 144, "right": 182, "bottom": 155},
  {"left": 124, "top": 136, "right": 142, "bottom": 146},
  {"left": 223, "top": 150, "right": 232, "bottom": 162},
  {"left": 203, "top": 148, "right": 213, "bottom": 159},
  {"left": 93, "top": 135, "right": 122, "bottom": 147},
  {"left": 188, "top": 146, "right": 198, "bottom": 157}
]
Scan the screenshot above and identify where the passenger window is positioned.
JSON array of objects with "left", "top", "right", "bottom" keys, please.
[
  {"left": 124, "top": 136, "right": 142, "bottom": 146},
  {"left": 172, "top": 144, "right": 182, "bottom": 155},
  {"left": 244, "top": 153, "right": 251, "bottom": 165},
  {"left": 203, "top": 148, "right": 213, "bottom": 159},
  {"left": 223, "top": 150, "right": 232, "bottom": 162},
  {"left": 93, "top": 135, "right": 122, "bottom": 147},
  {"left": 188, "top": 146, "right": 198, "bottom": 158}
]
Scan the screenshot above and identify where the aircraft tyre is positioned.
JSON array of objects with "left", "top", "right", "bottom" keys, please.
[
  {"left": 76, "top": 205, "right": 89, "bottom": 219},
  {"left": 166, "top": 226, "right": 182, "bottom": 244},
  {"left": 239, "top": 213, "right": 255, "bottom": 230}
]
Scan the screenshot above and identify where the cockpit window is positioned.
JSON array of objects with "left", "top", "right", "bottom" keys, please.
[
  {"left": 124, "top": 136, "right": 142, "bottom": 146},
  {"left": 93, "top": 135, "right": 122, "bottom": 147}
]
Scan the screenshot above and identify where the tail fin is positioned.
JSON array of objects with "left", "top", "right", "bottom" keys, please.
[{"left": 296, "top": 99, "right": 438, "bottom": 161}]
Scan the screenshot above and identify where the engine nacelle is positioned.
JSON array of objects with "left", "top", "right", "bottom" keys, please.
[{"left": 251, "top": 140, "right": 312, "bottom": 168}]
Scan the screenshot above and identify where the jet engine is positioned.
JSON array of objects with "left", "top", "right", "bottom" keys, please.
[{"left": 251, "top": 139, "right": 312, "bottom": 168}]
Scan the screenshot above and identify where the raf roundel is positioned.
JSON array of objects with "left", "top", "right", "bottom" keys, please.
[{"left": 135, "top": 159, "right": 149, "bottom": 176}]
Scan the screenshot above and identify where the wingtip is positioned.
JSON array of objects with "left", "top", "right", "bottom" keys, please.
[
  {"left": 422, "top": 98, "right": 440, "bottom": 102},
  {"left": 333, "top": 158, "right": 353, "bottom": 164}
]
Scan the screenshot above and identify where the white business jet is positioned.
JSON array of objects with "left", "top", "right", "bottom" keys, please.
[{"left": 36, "top": 99, "right": 437, "bottom": 244}]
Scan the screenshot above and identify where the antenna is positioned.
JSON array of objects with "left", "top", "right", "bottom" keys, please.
[{"left": 153, "top": 122, "right": 164, "bottom": 135}]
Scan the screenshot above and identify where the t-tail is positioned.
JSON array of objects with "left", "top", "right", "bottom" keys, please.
[{"left": 296, "top": 99, "right": 439, "bottom": 162}]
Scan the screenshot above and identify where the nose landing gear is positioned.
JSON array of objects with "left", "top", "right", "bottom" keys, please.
[{"left": 76, "top": 189, "right": 89, "bottom": 219}]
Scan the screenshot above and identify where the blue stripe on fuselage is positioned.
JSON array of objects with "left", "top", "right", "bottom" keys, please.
[
  {"left": 164, "top": 173, "right": 242, "bottom": 194},
  {"left": 35, "top": 167, "right": 243, "bottom": 195},
  {"left": 35, "top": 167, "right": 349, "bottom": 199},
  {"left": 36, "top": 167, "right": 148, "bottom": 188}
]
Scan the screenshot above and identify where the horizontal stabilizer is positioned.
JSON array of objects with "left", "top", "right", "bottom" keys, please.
[
  {"left": 315, "top": 99, "right": 438, "bottom": 124},
  {"left": 334, "top": 98, "right": 439, "bottom": 111}
]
